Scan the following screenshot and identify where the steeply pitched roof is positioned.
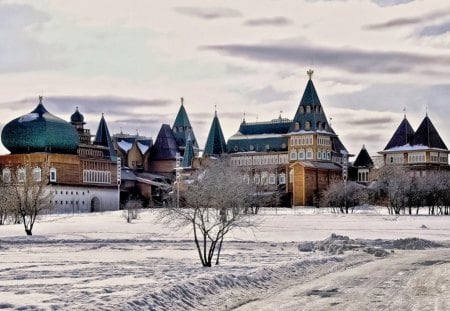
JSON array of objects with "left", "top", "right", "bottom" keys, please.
[
  {"left": 353, "top": 145, "right": 374, "bottom": 167},
  {"left": 239, "top": 118, "right": 291, "bottom": 135},
  {"left": 412, "top": 115, "right": 448, "bottom": 150},
  {"left": 151, "top": 124, "right": 179, "bottom": 160},
  {"left": 181, "top": 132, "right": 195, "bottom": 168},
  {"left": 204, "top": 111, "right": 228, "bottom": 157},
  {"left": 172, "top": 98, "right": 199, "bottom": 150},
  {"left": 94, "top": 114, "right": 116, "bottom": 160},
  {"left": 384, "top": 117, "right": 415, "bottom": 150},
  {"left": 289, "top": 75, "right": 330, "bottom": 133}
]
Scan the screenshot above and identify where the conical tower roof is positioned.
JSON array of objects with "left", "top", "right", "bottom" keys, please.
[
  {"left": 353, "top": 145, "right": 374, "bottom": 167},
  {"left": 289, "top": 70, "right": 330, "bottom": 133},
  {"left": 94, "top": 114, "right": 116, "bottom": 160},
  {"left": 204, "top": 110, "right": 227, "bottom": 157},
  {"left": 181, "top": 132, "right": 195, "bottom": 168},
  {"left": 172, "top": 97, "right": 199, "bottom": 150},
  {"left": 412, "top": 115, "right": 447, "bottom": 150},
  {"left": 151, "top": 124, "right": 179, "bottom": 160},
  {"left": 384, "top": 117, "right": 415, "bottom": 150}
]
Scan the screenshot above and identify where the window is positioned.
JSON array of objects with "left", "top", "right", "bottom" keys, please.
[
  {"left": 249, "top": 145, "right": 254, "bottom": 151},
  {"left": 306, "top": 149, "right": 313, "bottom": 160},
  {"left": 290, "top": 151, "right": 297, "bottom": 161},
  {"left": 294, "top": 122, "right": 300, "bottom": 131},
  {"left": 358, "top": 169, "right": 369, "bottom": 182},
  {"left": 253, "top": 174, "right": 260, "bottom": 185},
  {"left": 50, "top": 168, "right": 57, "bottom": 182},
  {"left": 327, "top": 151, "right": 331, "bottom": 160},
  {"left": 317, "top": 149, "right": 322, "bottom": 160},
  {"left": 299, "top": 106, "right": 305, "bottom": 114},
  {"left": 17, "top": 168, "right": 26, "bottom": 183},
  {"left": 243, "top": 174, "right": 250, "bottom": 184},
  {"left": 178, "top": 126, "right": 183, "bottom": 132},
  {"left": 279, "top": 173, "right": 286, "bottom": 185},
  {"left": 306, "top": 106, "right": 311, "bottom": 113},
  {"left": 261, "top": 172, "right": 268, "bottom": 185},
  {"left": 281, "top": 143, "right": 287, "bottom": 149},
  {"left": 2, "top": 168, "right": 11, "bottom": 183},
  {"left": 32, "top": 168, "right": 42, "bottom": 182},
  {"left": 265, "top": 144, "right": 270, "bottom": 150},
  {"left": 317, "top": 122, "right": 322, "bottom": 130},
  {"left": 269, "top": 173, "right": 276, "bottom": 185},
  {"left": 172, "top": 127, "right": 177, "bottom": 133},
  {"left": 305, "top": 121, "right": 311, "bottom": 130},
  {"left": 298, "top": 149, "right": 305, "bottom": 160}
]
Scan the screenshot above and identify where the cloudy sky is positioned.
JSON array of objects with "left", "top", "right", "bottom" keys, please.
[{"left": 1, "top": 0, "right": 450, "bottom": 158}]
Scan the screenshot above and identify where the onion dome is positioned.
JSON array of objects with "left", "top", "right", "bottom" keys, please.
[
  {"left": 1, "top": 96, "right": 79, "bottom": 154},
  {"left": 70, "top": 106, "right": 85, "bottom": 124}
]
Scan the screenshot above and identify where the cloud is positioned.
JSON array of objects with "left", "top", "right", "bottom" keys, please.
[
  {"left": 245, "top": 86, "right": 294, "bottom": 104},
  {"left": 349, "top": 116, "right": 395, "bottom": 126},
  {"left": 202, "top": 42, "right": 450, "bottom": 75},
  {"left": 0, "top": 3, "right": 59, "bottom": 72},
  {"left": 245, "top": 17, "right": 293, "bottom": 27},
  {"left": 364, "top": 11, "right": 449, "bottom": 30},
  {"left": 419, "top": 20, "right": 450, "bottom": 36},
  {"left": 173, "top": 6, "right": 241, "bottom": 20},
  {"left": 371, "top": 0, "right": 416, "bottom": 7}
]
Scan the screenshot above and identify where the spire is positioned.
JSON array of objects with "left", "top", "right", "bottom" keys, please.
[
  {"left": 353, "top": 145, "right": 374, "bottom": 167},
  {"left": 151, "top": 124, "right": 179, "bottom": 160},
  {"left": 412, "top": 115, "right": 447, "bottom": 150},
  {"left": 181, "top": 131, "right": 195, "bottom": 168},
  {"left": 384, "top": 117, "right": 415, "bottom": 150},
  {"left": 289, "top": 72, "right": 329, "bottom": 133},
  {"left": 172, "top": 97, "right": 199, "bottom": 151},
  {"left": 204, "top": 110, "right": 227, "bottom": 157},
  {"left": 94, "top": 114, "right": 116, "bottom": 160}
]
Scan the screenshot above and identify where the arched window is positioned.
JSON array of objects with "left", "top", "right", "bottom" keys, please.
[
  {"left": 279, "top": 172, "right": 286, "bottom": 185},
  {"left": 178, "top": 126, "right": 183, "bottom": 132},
  {"left": 294, "top": 122, "right": 300, "bottom": 131},
  {"left": 172, "top": 127, "right": 177, "bottom": 133},
  {"left": 290, "top": 150, "right": 298, "bottom": 161},
  {"left": 299, "top": 106, "right": 305, "bottom": 114},
  {"left": 50, "top": 168, "right": 57, "bottom": 182},
  {"left": 317, "top": 122, "right": 322, "bottom": 130},
  {"left": 306, "top": 106, "right": 311, "bottom": 113},
  {"left": 298, "top": 149, "right": 305, "bottom": 160},
  {"left": 305, "top": 121, "right": 311, "bottom": 130},
  {"left": 2, "top": 168, "right": 11, "bottom": 183},
  {"left": 32, "top": 167, "right": 42, "bottom": 182},
  {"left": 17, "top": 168, "right": 26, "bottom": 183}
]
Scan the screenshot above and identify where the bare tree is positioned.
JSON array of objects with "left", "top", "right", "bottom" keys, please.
[
  {"left": 6, "top": 164, "right": 54, "bottom": 235},
  {"left": 321, "top": 180, "right": 368, "bottom": 214},
  {"left": 159, "top": 159, "right": 258, "bottom": 267},
  {"left": 0, "top": 177, "right": 13, "bottom": 225}
]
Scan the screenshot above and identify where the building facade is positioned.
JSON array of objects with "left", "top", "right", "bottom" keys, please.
[{"left": 0, "top": 97, "right": 120, "bottom": 213}]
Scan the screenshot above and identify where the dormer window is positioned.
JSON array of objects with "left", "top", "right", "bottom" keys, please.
[
  {"left": 306, "top": 106, "right": 311, "bottom": 113},
  {"left": 173, "top": 127, "right": 177, "bottom": 133},
  {"left": 294, "top": 122, "right": 300, "bottom": 131},
  {"left": 178, "top": 126, "right": 183, "bottom": 132},
  {"left": 299, "top": 106, "right": 305, "bottom": 114},
  {"left": 305, "top": 121, "right": 311, "bottom": 130}
]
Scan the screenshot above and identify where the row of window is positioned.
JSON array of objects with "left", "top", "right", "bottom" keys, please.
[
  {"left": 53, "top": 200, "right": 86, "bottom": 205},
  {"left": 298, "top": 105, "right": 322, "bottom": 114},
  {"left": 83, "top": 170, "right": 111, "bottom": 184},
  {"left": 82, "top": 161, "right": 110, "bottom": 171},
  {"left": 50, "top": 189, "right": 89, "bottom": 196},
  {"left": 293, "top": 121, "right": 328, "bottom": 132},
  {"left": 317, "top": 135, "right": 331, "bottom": 146},
  {"left": 1, "top": 167, "right": 57, "bottom": 183},
  {"left": 243, "top": 172, "right": 286, "bottom": 185},
  {"left": 290, "top": 135, "right": 313, "bottom": 146},
  {"left": 388, "top": 152, "right": 449, "bottom": 164},
  {"left": 78, "top": 148, "right": 104, "bottom": 158},
  {"left": 230, "top": 154, "right": 289, "bottom": 166},
  {"left": 358, "top": 169, "right": 369, "bottom": 182}
]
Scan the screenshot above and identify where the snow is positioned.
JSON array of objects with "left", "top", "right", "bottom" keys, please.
[
  {"left": 18, "top": 113, "right": 39, "bottom": 123},
  {"left": 384, "top": 144, "right": 447, "bottom": 152},
  {"left": 137, "top": 142, "right": 149, "bottom": 154},
  {"left": 117, "top": 140, "right": 133, "bottom": 152},
  {"left": 0, "top": 208, "right": 449, "bottom": 310}
]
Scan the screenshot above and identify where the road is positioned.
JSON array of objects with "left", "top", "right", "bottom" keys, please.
[{"left": 234, "top": 249, "right": 450, "bottom": 311}]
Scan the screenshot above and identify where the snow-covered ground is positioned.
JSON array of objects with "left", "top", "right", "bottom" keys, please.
[{"left": 0, "top": 208, "right": 449, "bottom": 310}]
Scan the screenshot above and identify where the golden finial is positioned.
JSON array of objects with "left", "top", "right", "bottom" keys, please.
[{"left": 307, "top": 69, "right": 314, "bottom": 80}]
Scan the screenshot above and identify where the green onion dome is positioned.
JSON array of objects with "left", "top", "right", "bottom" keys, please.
[{"left": 1, "top": 96, "right": 79, "bottom": 154}]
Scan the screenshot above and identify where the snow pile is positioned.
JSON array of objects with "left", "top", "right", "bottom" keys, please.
[
  {"left": 118, "top": 140, "right": 133, "bottom": 152},
  {"left": 137, "top": 142, "right": 149, "bottom": 154},
  {"left": 298, "top": 234, "right": 444, "bottom": 258},
  {"left": 18, "top": 113, "right": 39, "bottom": 123}
]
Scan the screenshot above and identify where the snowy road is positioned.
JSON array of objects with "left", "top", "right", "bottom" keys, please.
[{"left": 235, "top": 249, "right": 450, "bottom": 311}]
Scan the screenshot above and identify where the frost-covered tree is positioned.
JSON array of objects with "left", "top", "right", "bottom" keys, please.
[
  {"left": 160, "top": 159, "right": 258, "bottom": 267},
  {"left": 5, "top": 164, "right": 54, "bottom": 235},
  {"left": 321, "top": 181, "right": 368, "bottom": 214}
]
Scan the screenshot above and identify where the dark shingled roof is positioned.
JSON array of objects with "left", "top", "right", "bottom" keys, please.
[
  {"left": 239, "top": 118, "right": 291, "bottom": 135},
  {"left": 151, "top": 124, "right": 179, "bottom": 160},
  {"left": 181, "top": 133, "right": 195, "bottom": 168},
  {"left": 411, "top": 115, "right": 448, "bottom": 150},
  {"left": 353, "top": 145, "right": 374, "bottom": 168},
  {"left": 172, "top": 100, "right": 199, "bottom": 150},
  {"left": 289, "top": 78, "right": 330, "bottom": 133},
  {"left": 94, "top": 114, "right": 116, "bottom": 160},
  {"left": 204, "top": 111, "right": 227, "bottom": 157},
  {"left": 384, "top": 117, "right": 415, "bottom": 150}
]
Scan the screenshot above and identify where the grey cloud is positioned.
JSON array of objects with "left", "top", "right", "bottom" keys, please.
[
  {"left": 349, "top": 116, "right": 395, "bottom": 126},
  {"left": 364, "top": 11, "right": 449, "bottom": 30},
  {"left": 420, "top": 20, "right": 450, "bottom": 36},
  {"left": 202, "top": 42, "right": 450, "bottom": 74},
  {"left": 245, "top": 17, "right": 293, "bottom": 27},
  {"left": 371, "top": 0, "right": 415, "bottom": 7},
  {"left": 0, "top": 3, "right": 58, "bottom": 72},
  {"left": 174, "top": 6, "right": 241, "bottom": 20}
]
